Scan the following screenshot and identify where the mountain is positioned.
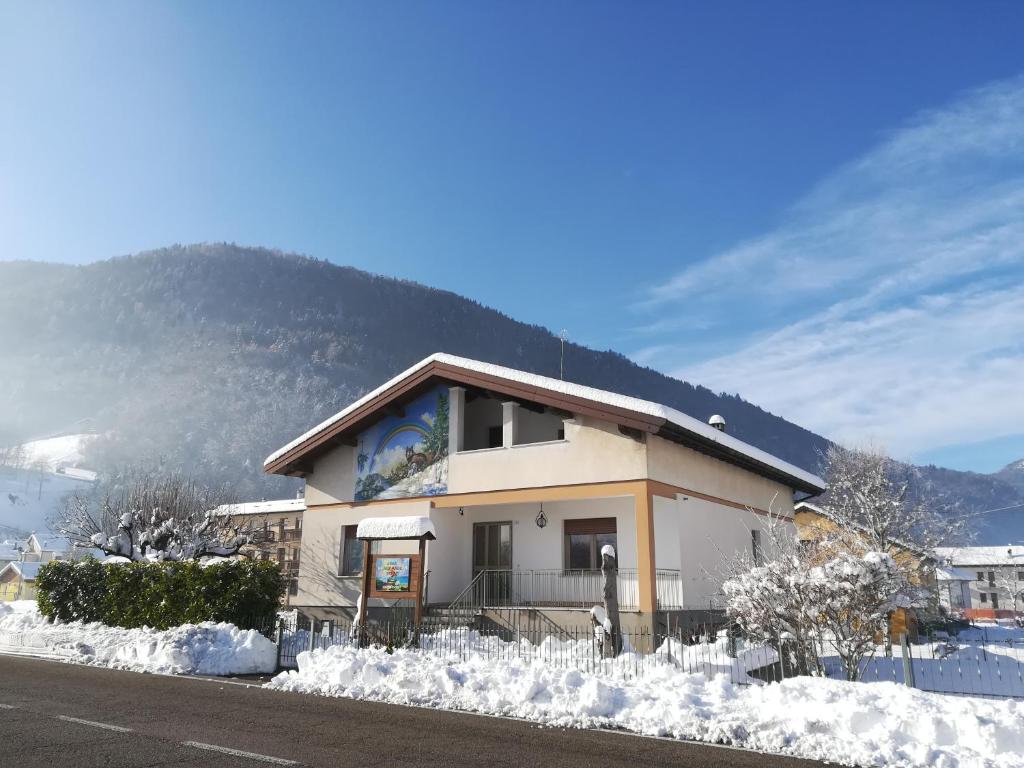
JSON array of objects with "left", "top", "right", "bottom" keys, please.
[
  {"left": 1, "top": 244, "right": 1021, "bottom": 541},
  {"left": 994, "top": 459, "right": 1024, "bottom": 496}
]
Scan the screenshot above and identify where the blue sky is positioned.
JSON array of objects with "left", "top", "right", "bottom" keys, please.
[{"left": 2, "top": 2, "right": 1023, "bottom": 473}]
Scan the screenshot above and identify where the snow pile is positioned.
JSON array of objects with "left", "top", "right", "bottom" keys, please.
[
  {"left": 269, "top": 642, "right": 1024, "bottom": 767},
  {"left": 0, "top": 601, "right": 275, "bottom": 675},
  {"left": 356, "top": 516, "right": 436, "bottom": 540}
]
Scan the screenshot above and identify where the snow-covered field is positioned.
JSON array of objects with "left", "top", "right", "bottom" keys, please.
[
  {"left": 0, "top": 601, "right": 275, "bottom": 675},
  {"left": 270, "top": 638, "right": 1024, "bottom": 768}
]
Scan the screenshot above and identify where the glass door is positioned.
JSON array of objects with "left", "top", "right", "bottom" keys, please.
[{"left": 473, "top": 522, "right": 512, "bottom": 604}]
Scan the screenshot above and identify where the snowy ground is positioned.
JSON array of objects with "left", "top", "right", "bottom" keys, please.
[
  {"left": 0, "top": 601, "right": 275, "bottom": 675},
  {"left": 269, "top": 636, "right": 1024, "bottom": 768}
]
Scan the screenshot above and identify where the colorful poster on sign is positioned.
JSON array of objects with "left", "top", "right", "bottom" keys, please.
[
  {"left": 374, "top": 557, "right": 412, "bottom": 593},
  {"left": 354, "top": 385, "right": 449, "bottom": 501}
]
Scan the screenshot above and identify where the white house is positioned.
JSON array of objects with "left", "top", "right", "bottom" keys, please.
[
  {"left": 936, "top": 546, "right": 1024, "bottom": 619},
  {"left": 264, "top": 353, "right": 826, "bottom": 635}
]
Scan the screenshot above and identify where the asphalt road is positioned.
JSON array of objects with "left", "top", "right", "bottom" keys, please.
[{"left": 0, "top": 654, "right": 830, "bottom": 768}]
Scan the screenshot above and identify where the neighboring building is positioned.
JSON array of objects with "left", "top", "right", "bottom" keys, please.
[
  {"left": 0, "top": 561, "right": 42, "bottom": 601},
  {"left": 794, "top": 501, "right": 935, "bottom": 640},
  {"left": 935, "top": 565, "right": 974, "bottom": 616},
  {"left": 264, "top": 353, "right": 826, "bottom": 635},
  {"left": 19, "top": 533, "right": 73, "bottom": 563},
  {"left": 935, "top": 546, "right": 1024, "bottom": 620},
  {"left": 0, "top": 541, "right": 21, "bottom": 570},
  {"left": 215, "top": 498, "right": 305, "bottom": 604}
]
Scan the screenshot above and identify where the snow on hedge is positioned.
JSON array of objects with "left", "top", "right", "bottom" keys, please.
[
  {"left": 0, "top": 601, "right": 275, "bottom": 675},
  {"left": 269, "top": 640, "right": 1024, "bottom": 768}
]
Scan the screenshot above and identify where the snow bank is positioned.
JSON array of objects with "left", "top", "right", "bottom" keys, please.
[
  {"left": 0, "top": 602, "right": 275, "bottom": 675},
  {"left": 269, "top": 643, "right": 1024, "bottom": 768}
]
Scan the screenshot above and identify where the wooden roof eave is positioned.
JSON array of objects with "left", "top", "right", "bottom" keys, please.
[{"left": 264, "top": 360, "right": 666, "bottom": 475}]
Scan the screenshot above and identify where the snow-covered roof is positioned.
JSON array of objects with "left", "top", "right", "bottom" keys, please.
[
  {"left": 213, "top": 498, "right": 306, "bottom": 517},
  {"left": 1, "top": 561, "right": 43, "bottom": 580},
  {"left": 265, "top": 353, "right": 826, "bottom": 493},
  {"left": 935, "top": 546, "right": 1024, "bottom": 567},
  {"left": 356, "top": 516, "right": 437, "bottom": 540},
  {"left": 0, "top": 546, "right": 21, "bottom": 561},
  {"left": 27, "top": 534, "right": 72, "bottom": 553},
  {"left": 935, "top": 565, "right": 975, "bottom": 582}
]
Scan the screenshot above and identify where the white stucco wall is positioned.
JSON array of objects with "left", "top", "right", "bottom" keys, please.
[
  {"left": 646, "top": 434, "right": 793, "bottom": 513},
  {"left": 304, "top": 444, "right": 356, "bottom": 506},
  {"left": 671, "top": 494, "right": 781, "bottom": 609},
  {"left": 447, "top": 416, "right": 646, "bottom": 494},
  {"left": 295, "top": 499, "right": 431, "bottom": 608}
]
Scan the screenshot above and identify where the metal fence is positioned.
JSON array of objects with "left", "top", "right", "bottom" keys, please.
[
  {"left": 447, "top": 568, "right": 683, "bottom": 614},
  {"left": 270, "top": 614, "right": 1024, "bottom": 699},
  {"left": 845, "top": 631, "right": 1024, "bottom": 699},
  {"left": 272, "top": 613, "right": 778, "bottom": 683}
]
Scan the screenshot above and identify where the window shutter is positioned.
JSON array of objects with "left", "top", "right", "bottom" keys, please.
[{"left": 564, "top": 518, "right": 617, "bottom": 535}]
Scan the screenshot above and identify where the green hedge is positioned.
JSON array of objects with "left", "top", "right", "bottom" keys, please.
[{"left": 35, "top": 558, "right": 284, "bottom": 632}]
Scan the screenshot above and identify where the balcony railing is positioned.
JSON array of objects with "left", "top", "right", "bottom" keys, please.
[{"left": 449, "top": 568, "right": 683, "bottom": 615}]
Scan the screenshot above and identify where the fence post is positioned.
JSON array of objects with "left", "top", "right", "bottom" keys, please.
[
  {"left": 309, "top": 618, "right": 318, "bottom": 654},
  {"left": 900, "top": 632, "right": 915, "bottom": 688},
  {"left": 275, "top": 618, "right": 285, "bottom": 671}
]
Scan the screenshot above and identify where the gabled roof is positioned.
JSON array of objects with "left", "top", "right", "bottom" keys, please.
[
  {"left": 264, "top": 353, "right": 826, "bottom": 494},
  {"left": 27, "top": 533, "right": 71, "bottom": 553},
  {"left": 935, "top": 546, "right": 1024, "bottom": 567},
  {"left": 1, "top": 561, "right": 43, "bottom": 580}
]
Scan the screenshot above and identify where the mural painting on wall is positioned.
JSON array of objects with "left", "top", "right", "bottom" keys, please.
[{"left": 354, "top": 385, "right": 449, "bottom": 501}]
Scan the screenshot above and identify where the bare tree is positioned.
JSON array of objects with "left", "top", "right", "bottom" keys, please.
[
  {"left": 51, "top": 466, "right": 249, "bottom": 561},
  {"left": 821, "top": 444, "right": 966, "bottom": 556},
  {"left": 995, "top": 570, "right": 1024, "bottom": 615}
]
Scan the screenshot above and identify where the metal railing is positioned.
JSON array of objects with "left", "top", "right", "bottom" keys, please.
[{"left": 448, "top": 568, "right": 683, "bottom": 615}]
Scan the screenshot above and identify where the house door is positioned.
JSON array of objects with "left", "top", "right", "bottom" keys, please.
[{"left": 473, "top": 522, "right": 512, "bottom": 604}]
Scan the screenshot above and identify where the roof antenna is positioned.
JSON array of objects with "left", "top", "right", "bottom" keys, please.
[{"left": 559, "top": 329, "right": 568, "bottom": 380}]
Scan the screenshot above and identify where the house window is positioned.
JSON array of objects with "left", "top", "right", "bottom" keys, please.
[
  {"left": 288, "top": 579, "right": 298, "bottom": 597},
  {"left": 276, "top": 547, "right": 286, "bottom": 563},
  {"left": 751, "top": 529, "right": 763, "bottom": 566},
  {"left": 487, "top": 426, "right": 503, "bottom": 449},
  {"left": 564, "top": 518, "right": 617, "bottom": 570},
  {"left": 1018, "top": 571, "right": 1024, "bottom": 581},
  {"left": 992, "top": 593, "right": 1000, "bottom": 609},
  {"left": 988, "top": 571, "right": 996, "bottom": 586},
  {"left": 340, "top": 524, "right": 365, "bottom": 576},
  {"left": 980, "top": 593, "right": 988, "bottom": 603},
  {"left": 977, "top": 571, "right": 985, "bottom": 581}
]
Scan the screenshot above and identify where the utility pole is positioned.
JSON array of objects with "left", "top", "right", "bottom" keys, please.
[{"left": 559, "top": 329, "right": 568, "bottom": 380}]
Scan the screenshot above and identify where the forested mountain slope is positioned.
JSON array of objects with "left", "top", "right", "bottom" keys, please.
[{"left": 0, "top": 244, "right": 1019, "bottom": 540}]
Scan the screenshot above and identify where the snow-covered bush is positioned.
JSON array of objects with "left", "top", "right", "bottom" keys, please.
[
  {"left": 52, "top": 465, "right": 249, "bottom": 561},
  {"left": 35, "top": 557, "right": 284, "bottom": 631}
]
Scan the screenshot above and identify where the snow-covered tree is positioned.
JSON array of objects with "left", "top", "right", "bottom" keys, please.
[
  {"left": 721, "top": 507, "right": 825, "bottom": 677},
  {"left": 52, "top": 466, "right": 248, "bottom": 562},
  {"left": 723, "top": 502, "right": 904, "bottom": 681}
]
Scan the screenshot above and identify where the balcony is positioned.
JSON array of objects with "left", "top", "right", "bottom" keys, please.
[{"left": 450, "top": 569, "right": 683, "bottom": 613}]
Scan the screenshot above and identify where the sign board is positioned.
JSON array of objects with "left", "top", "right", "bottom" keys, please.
[{"left": 368, "top": 553, "right": 422, "bottom": 599}]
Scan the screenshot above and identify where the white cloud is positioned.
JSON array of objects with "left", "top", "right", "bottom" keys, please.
[{"left": 636, "top": 77, "right": 1024, "bottom": 457}]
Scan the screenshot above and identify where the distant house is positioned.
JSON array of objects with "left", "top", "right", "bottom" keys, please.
[
  {"left": 0, "top": 561, "right": 42, "bottom": 601},
  {"left": 935, "top": 546, "right": 1024, "bottom": 620},
  {"left": 264, "top": 353, "right": 826, "bottom": 634},
  {"left": 0, "top": 541, "right": 21, "bottom": 570},
  {"left": 19, "top": 533, "right": 73, "bottom": 564},
  {"left": 214, "top": 498, "right": 305, "bottom": 605}
]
